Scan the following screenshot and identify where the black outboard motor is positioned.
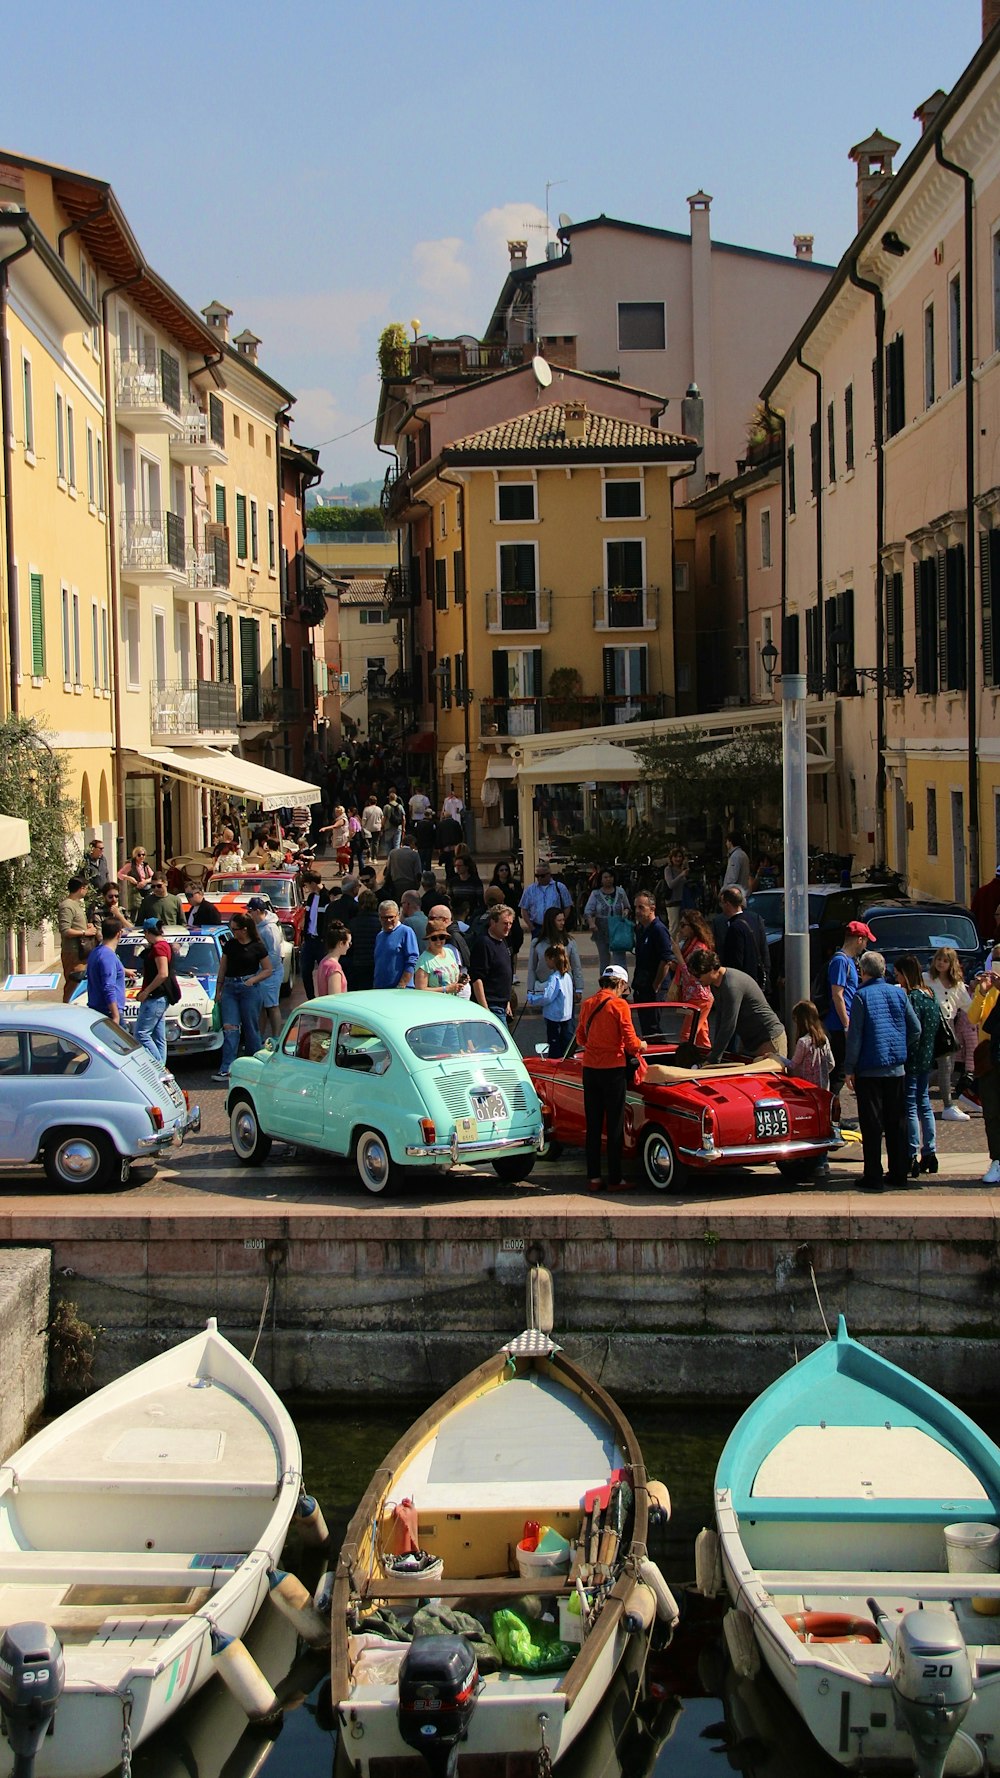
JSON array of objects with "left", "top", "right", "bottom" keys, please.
[
  {"left": 0, "top": 1623, "right": 65, "bottom": 1778},
  {"left": 397, "top": 1635, "right": 479, "bottom": 1778}
]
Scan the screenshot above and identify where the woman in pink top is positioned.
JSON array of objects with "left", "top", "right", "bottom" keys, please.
[
  {"left": 669, "top": 920, "right": 713, "bottom": 1050},
  {"left": 315, "top": 922, "right": 351, "bottom": 996}
]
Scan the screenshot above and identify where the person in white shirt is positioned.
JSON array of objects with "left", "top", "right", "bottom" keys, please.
[
  {"left": 409, "top": 788, "right": 431, "bottom": 824},
  {"left": 361, "top": 798, "right": 384, "bottom": 858},
  {"left": 442, "top": 791, "right": 464, "bottom": 822}
]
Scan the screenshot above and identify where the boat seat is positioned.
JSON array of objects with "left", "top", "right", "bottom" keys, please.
[
  {"left": 358, "top": 1573, "right": 570, "bottom": 1602},
  {"left": 0, "top": 1553, "right": 248, "bottom": 1589},
  {"left": 16, "top": 1475, "right": 279, "bottom": 1497},
  {"left": 761, "top": 1568, "right": 1000, "bottom": 1599}
]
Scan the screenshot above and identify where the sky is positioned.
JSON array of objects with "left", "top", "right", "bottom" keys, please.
[{"left": 2, "top": 0, "right": 984, "bottom": 486}]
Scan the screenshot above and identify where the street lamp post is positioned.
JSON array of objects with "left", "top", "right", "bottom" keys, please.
[{"left": 761, "top": 640, "right": 810, "bottom": 1030}]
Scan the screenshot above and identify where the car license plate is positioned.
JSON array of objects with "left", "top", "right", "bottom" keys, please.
[
  {"left": 473, "top": 1090, "right": 507, "bottom": 1122},
  {"left": 754, "top": 1103, "right": 789, "bottom": 1140},
  {"left": 454, "top": 1116, "right": 477, "bottom": 1145}
]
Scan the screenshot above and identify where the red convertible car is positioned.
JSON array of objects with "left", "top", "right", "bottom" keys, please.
[{"left": 525, "top": 1003, "right": 839, "bottom": 1190}]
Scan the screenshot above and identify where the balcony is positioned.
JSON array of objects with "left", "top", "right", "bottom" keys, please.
[
  {"left": 485, "top": 588, "right": 552, "bottom": 634},
  {"left": 151, "top": 680, "right": 238, "bottom": 744},
  {"left": 172, "top": 545, "right": 231, "bottom": 604},
  {"left": 481, "top": 692, "right": 672, "bottom": 737},
  {"left": 115, "top": 349, "right": 183, "bottom": 434},
  {"left": 384, "top": 566, "right": 416, "bottom": 612},
  {"left": 593, "top": 585, "right": 660, "bottom": 631},
  {"left": 380, "top": 338, "right": 527, "bottom": 384},
  {"left": 169, "top": 404, "right": 228, "bottom": 467},
  {"left": 239, "top": 684, "right": 300, "bottom": 727},
  {"left": 120, "top": 511, "right": 186, "bottom": 585}
]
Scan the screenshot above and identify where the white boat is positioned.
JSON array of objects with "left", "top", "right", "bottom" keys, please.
[
  {"left": 0, "top": 1319, "right": 302, "bottom": 1778},
  {"left": 331, "top": 1327, "right": 672, "bottom": 1778},
  {"left": 715, "top": 1316, "right": 1000, "bottom": 1778}
]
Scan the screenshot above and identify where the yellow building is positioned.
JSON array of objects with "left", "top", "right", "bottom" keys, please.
[{"left": 398, "top": 401, "right": 696, "bottom": 823}]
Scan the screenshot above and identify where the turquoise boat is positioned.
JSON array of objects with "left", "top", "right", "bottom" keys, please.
[{"left": 715, "top": 1318, "right": 1000, "bottom": 1778}]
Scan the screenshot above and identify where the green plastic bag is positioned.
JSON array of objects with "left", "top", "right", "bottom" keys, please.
[
  {"left": 491, "top": 1608, "right": 574, "bottom": 1673},
  {"left": 211, "top": 1001, "right": 223, "bottom": 1032}
]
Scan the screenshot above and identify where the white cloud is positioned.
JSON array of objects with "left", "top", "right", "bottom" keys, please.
[
  {"left": 238, "top": 285, "right": 391, "bottom": 359},
  {"left": 408, "top": 201, "right": 547, "bottom": 337}
]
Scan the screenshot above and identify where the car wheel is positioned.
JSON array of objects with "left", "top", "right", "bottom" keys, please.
[
  {"left": 641, "top": 1125, "right": 686, "bottom": 1192},
  {"left": 776, "top": 1159, "right": 817, "bottom": 1183},
  {"left": 355, "top": 1128, "right": 397, "bottom": 1195},
  {"left": 492, "top": 1155, "right": 536, "bottom": 1184},
  {"left": 230, "top": 1097, "right": 273, "bottom": 1166},
  {"left": 43, "top": 1130, "right": 119, "bottom": 1190},
  {"left": 538, "top": 1132, "right": 563, "bottom": 1162}
]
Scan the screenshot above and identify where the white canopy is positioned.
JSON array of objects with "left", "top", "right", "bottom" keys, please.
[
  {"left": 0, "top": 815, "right": 30, "bottom": 862},
  {"left": 516, "top": 741, "right": 643, "bottom": 784},
  {"left": 129, "top": 747, "right": 322, "bottom": 813}
]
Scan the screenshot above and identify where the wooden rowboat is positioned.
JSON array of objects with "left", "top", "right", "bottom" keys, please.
[
  {"left": 332, "top": 1326, "right": 671, "bottom": 1778},
  {"left": 0, "top": 1319, "right": 301, "bottom": 1777}
]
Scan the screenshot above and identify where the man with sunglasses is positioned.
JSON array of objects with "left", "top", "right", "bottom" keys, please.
[
  {"left": 100, "top": 883, "right": 133, "bottom": 934},
  {"left": 518, "top": 859, "right": 572, "bottom": 941}
]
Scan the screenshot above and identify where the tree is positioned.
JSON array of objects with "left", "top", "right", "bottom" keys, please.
[
  {"left": 305, "top": 505, "right": 386, "bottom": 534},
  {"left": 634, "top": 723, "right": 782, "bottom": 845},
  {"left": 0, "top": 715, "right": 78, "bottom": 938}
]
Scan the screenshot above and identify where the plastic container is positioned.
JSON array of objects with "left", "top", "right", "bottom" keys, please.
[
  {"left": 516, "top": 1541, "right": 570, "bottom": 1581},
  {"left": 944, "top": 1523, "right": 1000, "bottom": 1574},
  {"left": 558, "top": 1595, "right": 584, "bottom": 1644}
]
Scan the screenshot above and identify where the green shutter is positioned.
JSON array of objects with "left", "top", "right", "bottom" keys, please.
[
  {"left": 30, "top": 574, "right": 45, "bottom": 677},
  {"left": 215, "top": 483, "right": 227, "bottom": 525},
  {"left": 236, "top": 494, "right": 247, "bottom": 560}
]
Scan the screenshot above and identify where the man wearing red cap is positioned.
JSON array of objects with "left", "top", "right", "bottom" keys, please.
[{"left": 823, "top": 920, "right": 875, "bottom": 1096}]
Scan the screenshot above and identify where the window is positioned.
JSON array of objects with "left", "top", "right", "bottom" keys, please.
[
  {"left": 267, "top": 507, "right": 276, "bottom": 572},
  {"left": 760, "top": 508, "right": 772, "bottom": 569},
  {"left": 335, "top": 1021, "right": 390, "bottom": 1073},
  {"left": 124, "top": 602, "right": 140, "bottom": 688},
  {"left": 265, "top": 434, "right": 272, "bottom": 458},
  {"left": 86, "top": 423, "right": 95, "bottom": 504},
  {"left": 250, "top": 498, "right": 259, "bottom": 564},
  {"left": 55, "top": 392, "right": 65, "bottom": 482},
  {"left": 826, "top": 401, "right": 836, "bottom": 484},
  {"left": 924, "top": 304, "right": 936, "bottom": 408},
  {"left": 603, "top": 479, "right": 642, "bottom": 519},
  {"left": 885, "top": 570, "right": 905, "bottom": 694},
  {"left": 810, "top": 421, "right": 821, "bottom": 496},
  {"left": 96, "top": 438, "right": 104, "bottom": 513},
  {"left": 247, "top": 423, "right": 254, "bottom": 449},
  {"left": 91, "top": 602, "right": 100, "bottom": 687},
  {"left": 885, "top": 333, "right": 905, "bottom": 437},
  {"left": 844, "top": 385, "right": 854, "bottom": 472},
  {"left": 941, "top": 545, "right": 967, "bottom": 691},
  {"left": 825, "top": 589, "right": 856, "bottom": 694},
  {"left": 618, "top": 302, "right": 665, "bottom": 350},
  {"left": 708, "top": 533, "right": 718, "bottom": 584},
  {"left": 27, "top": 1031, "right": 90, "bottom": 1076},
  {"left": 949, "top": 273, "right": 962, "bottom": 387},
  {"left": 498, "top": 483, "right": 536, "bottom": 522},
  {"left": 914, "top": 557, "right": 938, "bottom": 694},
  {"left": 21, "top": 355, "right": 33, "bottom": 455},
  {"left": 805, "top": 604, "right": 822, "bottom": 694},
  {"left": 72, "top": 590, "right": 81, "bottom": 685},
  {"left": 494, "top": 541, "right": 539, "bottom": 629},
  {"left": 787, "top": 445, "right": 796, "bottom": 515},
  {"left": 235, "top": 493, "right": 247, "bottom": 560},
  {"left": 491, "top": 646, "right": 542, "bottom": 734},
  {"left": 454, "top": 550, "right": 465, "bottom": 605},
  {"left": 209, "top": 393, "right": 225, "bottom": 448},
  {"left": 29, "top": 573, "right": 44, "bottom": 677},
  {"left": 66, "top": 403, "right": 75, "bottom": 489},
  {"left": 359, "top": 607, "right": 385, "bottom": 625},
  {"left": 232, "top": 414, "right": 240, "bottom": 439},
  {"left": 603, "top": 645, "right": 647, "bottom": 722},
  {"left": 61, "top": 586, "right": 71, "bottom": 683},
  {"left": 101, "top": 606, "right": 109, "bottom": 690},
  {"left": 435, "top": 557, "right": 447, "bottom": 611},
  {"left": 215, "top": 483, "right": 227, "bottom": 526},
  {"left": 927, "top": 787, "right": 938, "bottom": 857},
  {"left": 604, "top": 539, "right": 646, "bottom": 627},
  {"left": 217, "top": 613, "right": 234, "bottom": 683},
  {"left": 282, "top": 1011, "right": 334, "bottom": 1064},
  {"left": 981, "top": 528, "right": 1000, "bottom": 687}
]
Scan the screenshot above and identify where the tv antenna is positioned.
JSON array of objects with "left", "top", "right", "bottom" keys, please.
[{"left": 522, "top": 179, "right": 567, "bottom": 248}]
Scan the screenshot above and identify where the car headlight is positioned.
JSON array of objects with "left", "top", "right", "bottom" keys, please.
[{"left": 179, "top": 1006, "right": 201, "bottom": 1031}]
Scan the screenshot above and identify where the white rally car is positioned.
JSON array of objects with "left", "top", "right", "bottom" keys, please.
[{"left": 72, "top": 927, "right": 226, "bottom": 1057}]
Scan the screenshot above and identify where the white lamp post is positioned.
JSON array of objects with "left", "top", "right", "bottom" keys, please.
[{"left": 781, "top": 672, "right": 810, "bottom": 1026}]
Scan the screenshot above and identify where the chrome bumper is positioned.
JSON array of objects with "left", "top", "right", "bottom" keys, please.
[
  {"left": 405, "top": 1131, "right": 543, "bottom": 1162},
  {"left": 136, "top": 1105, "right": 201, "bottom": 1153},
  {"left": 677, "top": 1136, "right": 840, "bottom": 1164}
]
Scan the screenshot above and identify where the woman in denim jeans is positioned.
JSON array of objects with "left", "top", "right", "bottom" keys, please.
[{"left": 212, "top": 912, "right": 273, "bottom": 1082}]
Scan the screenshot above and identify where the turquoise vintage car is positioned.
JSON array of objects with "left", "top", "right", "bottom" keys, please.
[{"left": 225, "top": 991, "right": 543, "bottom": 1194}]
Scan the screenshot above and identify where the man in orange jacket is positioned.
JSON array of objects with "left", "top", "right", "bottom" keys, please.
[{"left": 575, "top": 964, "right": 647, "bottom": 1192}]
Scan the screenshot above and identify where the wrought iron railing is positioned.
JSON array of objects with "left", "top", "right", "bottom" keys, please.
[
  {"left": 485, "top": 587, "right": 552, "bottom": 632},
  {"left": 120, "top": 510, "right": 186, "bottom": 574},
  {"left": 261, "top": 686, "right": 300, "bottom": 723},
  {"left": 115, "top": 349, "right": 182, "bottom": 414},
  {"left": 151, "top": 680, "right": 237, "bottom": 735},
  {"left": 481, "top": 692, "right": 671, "bottom": 736},
  {"left": 384, "top": 566, "right": 414, "bottom": 608},
  {"left": 592, "top": 585, "right": 660, "bottom": 628},
  {"left": 380, "top": 339, "right": 526, "bottom": 381}
]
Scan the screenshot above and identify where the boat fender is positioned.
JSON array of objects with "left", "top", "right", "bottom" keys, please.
[
  {"left": 637, "top": 1558, "right": 679, "bottom": 1628},
  {"left": 624, "top": 1581, "right": 657, "bottom": 1633},
  {"left": 210, "top": 1628, "right": 282, "bottom": 1724},
  {"left": 646, "top": 1480, "right": 672, "bottom": 1519},
  {"left": 294, "top": 1492, "right": 330, "bottom": 1550},
  {"left": 694, "top": 1528, "right": 722, "bottom": 1598},
  {"left": 723, "top": 1608, "right": 761, "bottom": 1681},
  {"left": 313, "top": 1572, "right": 334, "bottom": 1618},
  {"left": 526, "top": 1263, "right": 554, "bottom": 1335},
  {"left": 783, "top": 1611, "right": 881, "bottom": 1645},
  {"left": 267, "top": 1568, "right": 332, "bottom": 1648}
]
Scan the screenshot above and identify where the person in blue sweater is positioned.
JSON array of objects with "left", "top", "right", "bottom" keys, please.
[
  {"left": 527, "top": 943, "right": 575, "bottom": 1057},
  {"left": 845, "top": 950, "right": 921, "bottom": 1191}
]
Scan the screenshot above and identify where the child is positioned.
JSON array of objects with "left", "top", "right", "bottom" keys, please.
[
  {"left": 781, "top": 999, "right": 835, "bottom": 1089},
  {"left": 528, "top": 944, "right": 575, "bottom": 1058}
]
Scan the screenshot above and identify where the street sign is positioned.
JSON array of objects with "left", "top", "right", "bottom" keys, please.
[{"left": 3, "top": 974, "right": 61, "bottom": 992}]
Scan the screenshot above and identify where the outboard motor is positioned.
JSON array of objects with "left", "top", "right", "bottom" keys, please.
[
  {"left": 0, "top": 1623, "right": 65, "bottom": 1778},
  {"left": 889, "top": 1608, "right": 974, "bottom": 1778},
  {"left": 397, "top": 1635, "right": 479, "bottom": 1778}
]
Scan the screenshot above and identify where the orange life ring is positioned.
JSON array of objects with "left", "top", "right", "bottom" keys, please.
[{"left": 783, "top": 1611, "right": 881, "bottom": 1645}]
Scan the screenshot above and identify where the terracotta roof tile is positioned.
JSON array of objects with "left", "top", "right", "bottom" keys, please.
[
  {"left": 338, "top": 578, "right": 387, "bottom": 605},
  {"left": 445, "top": 404, "right": 695, "bottom": 459}
]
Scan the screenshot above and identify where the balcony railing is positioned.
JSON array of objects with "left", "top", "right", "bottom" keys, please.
[
  {"left": 384, "top": 566, "right": 415, "bottom": 609},
  {"left": 186, "top": 544, "right": 231, "bottom": 592},
  {"left": 115, "top": 348, "right": 182, "bottom": 415},
  {"left": 481, "top": 692, "right": 672, "bottom": 736},
  {"left": 120, "top": 510, "right": 186, "bottom": 576},
  {"left": 380, "top": 339, "right": 527, "bottom": 382},
  {"left": 592, "top": 585, "right": 660, "bottom": 630},
  {"left": 169, "top": 404, "right": 228, "bottom": 463},
  {"left": 485, "top": 587, "right": 552, "bottom": 633},
  {"left": 261, "top": 686, "right": 301, "bottom": 724},
  {"left": 151, "top": 680, "right": 237, "bottom": 736}
]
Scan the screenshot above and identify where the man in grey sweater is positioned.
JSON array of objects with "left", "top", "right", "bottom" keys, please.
[{"left": 688, "top": 951, "right": 787, "bottom": 1061}]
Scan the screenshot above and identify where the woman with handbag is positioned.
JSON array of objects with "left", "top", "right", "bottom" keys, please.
[
  {"left": 584, "top": 870, "right": 633, "bottom": 975},
  {"left": 969, "top": 948, "right": 1000, "bottom": 1183},
  {"left": 574, "top": 965, "right": 647, "bottom": 1192},
  {"left": 894, "top": 953, "right": 943, "bottom": 1176},
  {"left": 925, "top": 947, "right": 973, "bottom": 1118}
]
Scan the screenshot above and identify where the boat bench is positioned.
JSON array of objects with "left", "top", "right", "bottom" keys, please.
[
  {"left": 760, "top": 1568, "right": 1000, "bottom": 1599},
  {"left": 0, "top": 1552, "right": 248, "bottom": 1590},
  {"left": 359, "top": 1574, "right": 570, "bottom": 1602}
]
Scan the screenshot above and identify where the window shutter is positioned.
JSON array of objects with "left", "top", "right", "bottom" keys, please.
[
  {"left": 435, "top": 558, "right": 447, "bottom": 610},
  {"left": 212, "top": 531, "right": 230, "bottom": 588},
  {"left": 913, "top": 562, "right": 924, "bottom": 691},
  {"left": 603, "top": 647, "right": 617, "bottom": 697},
  {"left": 885, "top": 572, "right": 901, "bottom": 687},
  {"left": 824, "top": 597, "right": 839, "bottom": 693},
  {"left": 30, "top": 573, "right": 45, "bottom": 677},
  {"left": 983, "top": 531, "right": 996, "bottom": 687},
  {"left": 810, "top": 423, "right": 820, "bottom": 498},
  {"left": 215, "top": 483, "right": 227, "bottom": 526},
  {"left": 217, "top": 613, "right": 233, "bottom": 683},
  {"left": 236, "top": 495, "right": 247, "bottom": 560},
  {"left": 454, "top": 550, "right": 465, "bottom": 604},
  {"left": 159, "top": 350, "right": 181, "bottom": 415},
  {"left": 637, "top": 647, "right": 648, "bottom": 694},
  {"left": 410, "top": 554, "right": 422, "bottom": 601},
  {"left": 492, "top": 650, "right": 508, "bottom": 700},
  {"left": 936, "top": 549, "right": 949, "bottom": 690},
  {"left": 786, "top": 446, "right": 796, "bottom": 516},
  {"left": 529, "top": 648, "right": 542, "bottom": 697},
  {"left": 209, "top": 393, "right": 225, "bottom": 447},
  {"left": 782, "top": 612, "right": 800, "bottom": 674},
  {"left": 945, "top": 546, "right": 967, "bottom": 691}
]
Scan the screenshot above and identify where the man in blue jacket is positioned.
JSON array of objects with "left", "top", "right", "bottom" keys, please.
[{"left": 845, "top": 950, "right": 921, "bottom": 1191}]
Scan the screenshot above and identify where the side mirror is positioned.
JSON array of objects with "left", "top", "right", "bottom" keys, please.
[{"left": 264, "top": 1038, "right": 275, "bottom": 1052}]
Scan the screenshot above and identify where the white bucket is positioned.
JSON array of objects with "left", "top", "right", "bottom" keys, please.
[
  {"left": 944, "top": 1523, "right": 1000, "bottom": 1574},
  {"left": 516, "top": 1544, "right": 570, "bottom": 1581}
]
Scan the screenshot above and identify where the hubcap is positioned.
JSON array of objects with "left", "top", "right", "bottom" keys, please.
[
  {"left": 233, "top": 1108, "right": 258, "bottom": 1154},
  {"left": 360, "top": 1136, "right": 389, "bottom": 1189},
  {"left": 57, "top": 1140, "right": 99, "bottom": 1181},
  {"left": 645, "top": 1135, "right": 673, "bottom": 1187}
]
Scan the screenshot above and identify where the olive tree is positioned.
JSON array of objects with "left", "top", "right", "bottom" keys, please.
[{"left": 0, "top": 715, "right": 78, "bottom": 941}]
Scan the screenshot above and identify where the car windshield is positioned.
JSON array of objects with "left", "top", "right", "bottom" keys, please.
[
  {"left": 117, "top": 936, "right": 218, "bottom": 977},
  {"left": 210, "top": 876, "right": 295, "bottom": 907},
  {"left": 626, "top": 1004, "right": 695, "bottom": 1049},
  {"left": 870, "top": 912, "right": 979, "bottom": 952},
  {"left": 406, "top": 1021, "right": 510, "bottom": 1061}
]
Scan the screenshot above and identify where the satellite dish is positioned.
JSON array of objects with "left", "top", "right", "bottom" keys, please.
[
  {"left": 557, "top": 213, "right": 573, "bottom": 230},
  {"left": 532, "top": 356, "right": 553, "bottom": 389}
]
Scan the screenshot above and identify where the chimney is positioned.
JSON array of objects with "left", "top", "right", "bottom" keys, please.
[
  {"left": 681, "top": 383, "right": 705, "bottom": 499},
  {"left": 986, "top": 0, "right": 1000, "bottom": 35},
  {"left": 508, "top": 240, "right": 528, "bottom": 269},
  {"left": 562, "top": 400, "right": 588, "bottom": 442},
  {"left": 202, "top": 299, "right": 233, "bottom": 343},
  {"left": 793, "top": 234, "right": 814, "bottom": 261},
  {"left": 914, "top": 89, "right": 948, "bottom": 133},
  {"left": 233, "top": 328, "right": 261, "bottom": 365},
  {"left": 848, "top": 131, "right": 901, "bottom": 231}
]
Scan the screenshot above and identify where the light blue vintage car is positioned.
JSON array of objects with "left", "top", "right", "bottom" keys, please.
[{"left": 225, "top": 991, "right": 543, "bottom": 1193}]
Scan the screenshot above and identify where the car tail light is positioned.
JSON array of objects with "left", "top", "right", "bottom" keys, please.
[
  {"left": 419, "top": 1118, "right": 436, "bottom": 1144},
  {"left": 700, "top": 1106, "right": 716, "bottom": 1153},
  {"left": 146, "top": 1106, "right": 164, "bottom": 1132}
]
